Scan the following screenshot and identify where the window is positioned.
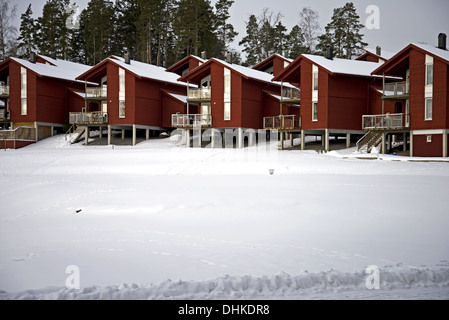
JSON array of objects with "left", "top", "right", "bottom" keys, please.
[
  {"left": 427, "top": 135, "right": 432, "bottom": 143},
  {"left": 426, "top": 64, "right": 433, "bottom": 86},
  {"left": 312, "top": 102, "right": 318, "bottom": 121},
  {"left": 21, "top": 99, "right": 27, "bottom": 116},
  {"left": 20, "top": 67, "right": 27, "bottom": 115},
  {"left": 119, "top": 68, "right": 125, "bottom": 118},
  {"left": 224, "top": 68, "right": 231, "bottom": 121},
  {"left": 224, "top": 102, "right": 231, "bottom": 121},
  {"left": 313, "top": 72, "right": 319, "bottom": 91},
  {"left": 425, "top": 98, "right": 432, "bottom": 120},
  {"left": 119, "top": 101, "right": 126, "bottom": 118}
]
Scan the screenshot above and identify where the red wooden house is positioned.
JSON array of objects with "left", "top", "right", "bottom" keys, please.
[
  {"left": 166, "top": 54, "right": 206, "bottom": 77},
  {"left": 252, "top": 54, "right": 292, "bottom": 78},
  {"left": 74, "top": 55, "right": 191, "bottom": 145},
  {"left": 0, "top": 54, "right": 90, "bottom": 148},
  {"left": 367, "top": 34, "right": 449, "bottom": 157},
  {"left": 356, "top": 47, "right": 396, "bottom": 64},
  {"left": 273, "top": 50, "right": 387, "bottom": 151},
  {"left": 172, "top": 57, "right": 298, "bottom": 147}
]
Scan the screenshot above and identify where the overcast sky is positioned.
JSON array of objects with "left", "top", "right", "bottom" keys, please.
[{"left": 9, "top": 0, "right": 449, "bottom": 55}]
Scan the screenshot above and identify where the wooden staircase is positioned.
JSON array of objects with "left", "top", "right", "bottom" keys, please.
[
  {"left": 66, "top": 125, "right": 87, "bottom": 144},
  {"left": 357, "top": 131, "right": 383, "bottom": 153}
]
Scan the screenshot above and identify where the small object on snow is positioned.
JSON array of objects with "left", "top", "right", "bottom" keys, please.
[
  {"left": 269, "top": 169, "right": 274, "bottom": 175},
  {"left": 75, "top": 209, "right": 82, "bottom": 213}
]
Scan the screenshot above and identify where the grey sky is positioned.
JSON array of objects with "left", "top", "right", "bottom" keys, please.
[{"left": 10, "top": 0, "right": 449, "bottom": 55}]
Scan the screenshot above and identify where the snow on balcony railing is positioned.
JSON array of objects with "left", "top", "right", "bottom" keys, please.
[
  {"left": 187, "top": 88, "right": 211, "bottom": 100},
  {"left": 383, "top": 82, "right": 408, "bottom": 98},
  {"left": 263, "top": 115, "right": 301, "bottom": 130},
  {"left": 362, "top": 113, "right": 409, "bottom": 129},
  {"left": 0, "top": 85, "right": 9, "bottom": 96},
  {"left": 172, "top": 114, "right": 212, "bottom": 128},
  {"left": 281, "top": 87, "right": 301, "bottom": 101},
  {"left": 85, "top": 86, "right": 107, "bottom": 99},
  {"left": 69, "top": 112, "right": 108, "bottom": 125}
]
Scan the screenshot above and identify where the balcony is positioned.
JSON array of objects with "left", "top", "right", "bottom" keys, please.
[
  {"left": 187, "top": 88, "right": 211, "bottom": 102},
  {"left": 0, "top": 85, "right": 9, "bottom": 97},
  {"left": 382, "top": 82, "right": 409, "bottom": 100},
  {"left": 362, "top": 113, "right": 410, "bottom": 130},
  {"left": 69, "top": 112, "right": 108, "bottom": 125},
  {"left": 172, "top": 114, "right": 212, "bottom": 128},
  {"left": 280, "top": 87, "right": 301, "bottom": 104},
  {"left": 263, "top": 115, "right": 301, "bottom": 130},
  {"left": 85, "top": 86, "right": 107, "bottom": 101},
  {"left": 0, "top": 126, "right": 36, "bottom": 141}
]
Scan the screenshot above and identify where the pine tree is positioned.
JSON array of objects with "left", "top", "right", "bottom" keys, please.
[
  {"left": 299, "top": 7, "right": 320, "bottom": 54},
  {"left": 82, "top": 0, "right": 116, "bottom": 65},
  {"left": 286, "top": 25, "right": 306, "bottom": 59},
  {"left": 239, "top": 14, "right": 260, "bottom": 66},
  {"left": 0, "top": 0, "right": 17, "bottom": 60},
  {"left": 172, "top": 0, "right": 217, "bottom": 58},
  {"left": 317, "top": 2, "right": 367, "bottom": 59},
  {"left": 272, "top": 21, "right": 287, "bottom": 56},
  {"left": 17, "top": 4, "right": 36, "bottom": 59},
  {"left": 114, "top": 0, "right": 140, "bottom": 61},
  {"left": 68, "top": 9, "right": 87, "bottom": 63},
  {"left": 35, "top": 0, "right": 70, "bottom": 58},
  {"left": 214, "top": 0, "right": 238, "bottom": 60}
]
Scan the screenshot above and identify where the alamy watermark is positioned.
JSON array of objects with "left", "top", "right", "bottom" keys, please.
[
  {"left": 365, "top": 265, "right": 380, "bottom": 290},
  {"left": 365, "top": 5, "right": 380, "bottom": 30},
  {"left": 65, "top": 4, "right": 81, "bottom": 30},
  {"left": 65, "top": 265, "right": 80, "bottom": 290}
]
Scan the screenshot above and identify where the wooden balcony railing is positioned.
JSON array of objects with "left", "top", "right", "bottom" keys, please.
[
  {"left": 383, "top": 82, "right": 408, "bottom": 99},
  {"left": 187, "top": 88, "right": 211, "bottom": 101},
  {"left": 362, "top": 113, "right": 410, "bottom": 130},
  {"left": 69, "top": 112, "right": 108, "bottom": 125},
  {"left": 263, "top": 115, "right": 301, "bottom": 130},
  {"left": 172, "top": 114, "right": 212, "bottom": 128},
  {"left": 0, "top": 126, "right": 36, "bottom": 141}
]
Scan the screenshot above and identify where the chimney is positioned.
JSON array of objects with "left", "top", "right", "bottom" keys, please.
[
  {"left": 29, "top": 52, "right": 36, "bottom": 64},
  {"left": 124, "top": 51, "right": 131, "bottom": 64},
  {"left": 438, "top": 33, "right": 447, "bottom": 50},
  {"left": 376, "top": 46, "right": 382, "bottom": 56},
  {"left": 226, "top": 52, "right": 233, "bottom": 64},
  {"left": 326, "top": 45, "right": 334, "bottom": 60},
  {"left": 201, "top": 51, "right": 207, "bottom": 60},
  {"left": 51, "top": 51, "right": 57, "bottom": 60}
]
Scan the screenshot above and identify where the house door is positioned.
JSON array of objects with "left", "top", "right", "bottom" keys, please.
[
  {"left": 405, "top": 100, "right": 410, "bottom": 127},
  {"left": 101, "top": 101, "right": 108, "bottom": 114},
  {"left": 201, "top": 103, "right": 211, "bottom": 125},
  {"left": 200, "top": 75, "right": 211, "bottom": 98}
]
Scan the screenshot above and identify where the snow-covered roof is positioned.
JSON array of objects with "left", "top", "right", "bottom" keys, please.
[
  {"left": 109, "top": 56, "right": 189, "bottom": 87},
  {"left": 302, "top": 54, "right": 384, "bottom": 77},
  {"left": 412, "top": 43, "right": 449, "bottom": 63},
  {"left": 10, "top": 57, "right": 91, "bottom": 83},
  {"left": 362, "top": 48, "right": 396, "bottom": 60},
  {"left": 213, "top": 58, "right": 296, "bottom": 88},
  {"left": 166, "top": 93, "right": 188, "bottom": 104}
]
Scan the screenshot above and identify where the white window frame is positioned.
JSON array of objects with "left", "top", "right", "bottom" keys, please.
[
  {"left": 312, "top": 102, "right": 318, "bottom": 121},
  {"left": 20, "top": 67, "right": 27, "bottom": 115},
  {"left": 425, "top": 98, "right": 432, "bottom": 121},
  {"left": 426, "top": 63, "right": 433, "bottom": 86},
  {"left": 224, "top": 68, "right": 231, "bottom": 121},
  {"left": 119, "top": 68, "right": 125, "bottom": 118},
  {"left": 313, "top": 71, "right": 319, "bottom": 91}
]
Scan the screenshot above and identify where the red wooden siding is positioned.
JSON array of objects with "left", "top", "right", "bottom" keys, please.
[
  {"left": 369, "top": 87, "right": 396, "bottom": 115},
  {"left": 413, "top": 134, "right": 443, "bottom": 157}
]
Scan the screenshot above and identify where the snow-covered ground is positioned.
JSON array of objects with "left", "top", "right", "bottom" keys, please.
[{"left": 0, "top": 135, "right": 448, "bottom": 300}]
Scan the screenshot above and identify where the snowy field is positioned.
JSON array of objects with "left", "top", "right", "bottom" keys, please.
[{"left": 0, "top": 134, "right": 448, "bottom": 300}]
